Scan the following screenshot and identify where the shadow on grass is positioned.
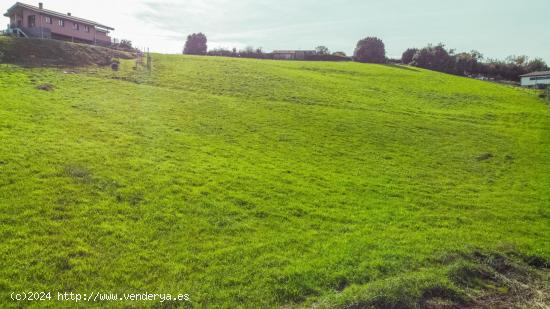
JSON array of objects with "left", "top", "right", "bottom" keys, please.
[{"left": 383, "top": 64, "right": 421, "bottom": 72}]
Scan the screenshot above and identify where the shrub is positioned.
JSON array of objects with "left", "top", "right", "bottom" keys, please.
[
  {"left": 112, "top": 39, "right": 136, "bottom": 52},
  {"left": 238, "top": 46, "right": 271, "bottom": 59},
  {"left": 119, "top": 40, "right": 132, "bottom": 50},
  {"left": 354, "top": 37, "right": 386, "bottom": 63},
  {"left": 207, "top": 48, "right": 234, "bottom": 57},
  {"left": 183, "top": 33, "right": 207, "bottom": 55}
]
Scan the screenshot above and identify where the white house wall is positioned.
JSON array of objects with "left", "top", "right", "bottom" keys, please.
[{"left": 521, "top": 76, "right": 550, "bottom": 87}]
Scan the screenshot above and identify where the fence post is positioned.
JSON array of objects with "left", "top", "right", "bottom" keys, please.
[{"left": 146, "top": 48, "right": 152, "bottom": 71}]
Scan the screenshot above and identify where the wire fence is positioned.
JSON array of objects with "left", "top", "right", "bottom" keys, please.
[{"left": 133, "top": 47, "right": 152, "bottom": 72}]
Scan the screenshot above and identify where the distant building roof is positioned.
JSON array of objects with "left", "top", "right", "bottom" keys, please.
[
  {"left": 3, "top": 2, "right": 114, "bottom": 30},
  {"left": 520, "top": 71, "right": 550, "bottom": 77}
]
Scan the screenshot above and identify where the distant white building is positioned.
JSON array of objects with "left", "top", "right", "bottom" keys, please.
[{"left": 520, "top": 71, "right": 550, "bottom": 88}]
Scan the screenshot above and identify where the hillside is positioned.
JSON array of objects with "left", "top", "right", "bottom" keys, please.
[
  {"left": 0, "top": 37, "right": 133, "bottom": 66},
  {"left": 0, "top": 53, "right": 549, "bottom": 308}
]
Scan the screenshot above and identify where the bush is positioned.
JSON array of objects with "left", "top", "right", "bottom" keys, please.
[
  {"left": 183, "top": 33, "right": 207, "bottom": 55},
  {"left": 207, "top": 48, "right": 234, "bottom": 57},
  {"left": 238, "top": 46, "right": 269, "bottom": 59},
  {"left": 354, "top": 37, "right": 386, "bottom": 63},
  {"left": 111, "top": 60, "right": 119, "bottom": 71}
]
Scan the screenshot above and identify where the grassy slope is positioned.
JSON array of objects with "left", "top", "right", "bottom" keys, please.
[
  {"left": 0, "top": 54, "right": 549, "bottom": 307},
  {"left": 0, "top": 37, "right": 133, "bottom": 66}
]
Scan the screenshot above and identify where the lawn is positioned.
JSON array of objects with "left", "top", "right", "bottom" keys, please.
[{"left": 0, "top": 54, "right": 549, "bottom": 307}]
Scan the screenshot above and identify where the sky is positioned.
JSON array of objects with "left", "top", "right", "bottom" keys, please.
[{"left": 2, "top": 0, "right": 549, "bottom": 62}]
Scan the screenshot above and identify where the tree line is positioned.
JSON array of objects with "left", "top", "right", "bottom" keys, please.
[
  {"left": 400, "top": 44, "right": 548, "bottom": 81},
  {"left": 182, "top": 33, "right": 548, "bottom": 82},
  {"left": 183, "top": 33, "right": 351, "bottom": 61}
]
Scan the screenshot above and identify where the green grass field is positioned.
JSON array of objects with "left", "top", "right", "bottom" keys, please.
[{"left": 1, "top": 52, "right": 549, "bottom": 307}]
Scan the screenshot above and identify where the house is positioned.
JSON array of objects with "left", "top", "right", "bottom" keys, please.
[
  {"left": 273, "top": 50, "right": 316, "bottom": 60},
  {"left": 3, "top": 2, "right": 114, "bottom": 46},
  {"left": 520, "top": 71, "right": 550, "bottom": 89}
]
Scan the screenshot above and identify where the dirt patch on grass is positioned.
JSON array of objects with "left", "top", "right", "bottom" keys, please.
[
  {"left": 476, "top": 153, "right": 494, "bottom": 161},
  {"left": 446, "top": 251, "right": 550, "bottom": 309},
  {"left": 36, "top": 83, "right": 55, "bottom": 91},
  {"left": 63, "top": 165, "right": 92, "bottom": 183},
  {"left": 308, "top": 250, "right": 549, "bottom": 309}
]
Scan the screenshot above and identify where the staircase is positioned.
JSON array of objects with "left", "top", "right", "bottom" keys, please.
[
  {"left": 1, "top": 27, "right": 29, "bottom": 38},
  {"left": 11, "top": 28, "right": 29, "bottom": 38}
]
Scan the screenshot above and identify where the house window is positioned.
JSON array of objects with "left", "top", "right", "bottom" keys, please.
[
  {"left": 28, "top": 15, "right": 36, "bottom": 27},
  {"left": 73, "top": 23, "right": 79, "bottom": 30},
  {"left": 84, "top": 25, "right": 90, "bottom": 32},
  {"left": 58, "top": 19, "right": 65, "bottom": 27},
  {"left": 44, "top": 16, "right": 52, "bottom": 24}
]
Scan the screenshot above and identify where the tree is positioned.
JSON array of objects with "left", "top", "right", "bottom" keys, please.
[
  {"left": 111, "top": 39, "right": 135, "bottom": 52},
  {"left": 401, "top": 48, "right": 418, "bottom": 64},
  {"left": 207, "top": 48, "right": 233, "bottom": 57},
  {"left": 239, "top": 46, "right": 255, "bottom": 58},
  {"left": 526, "top": 58, "right": 549, "bottom": 73},
  {"left": 411, "top": 44, "right": 455, "bottom": 73},
  {"left": 183, "top": 33, "right": 208, "bottom": 55},
  {"left": 316, "top": 46, "right": 330, "bottom": 55},
  {"left": 119, "top": 39, "right": 133, "bottom": 50},
  {"left": 455, "top": 52, "right": 481, "bottom": 76},
  {"left": 354, "top": 37, "right": 386, "bottom": 63}
]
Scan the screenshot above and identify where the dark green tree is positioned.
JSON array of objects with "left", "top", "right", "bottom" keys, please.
[
  {"left": 119, "top": 39, "right": 133, "bottom": 50},
  {"left": 354, "top": 37, "right": 386, "bottom": 63},
  {"left": 526, "top": 58, "right": 549, "bottom": 73},
  {"left": 411, "top": 44, "right": 455, "bottom": 73},
  {"left": 454, "top": 51, "right": 483, "bottom": 76},
  {"left": 401, "top": 48, "right": 418, "bottom": 64},
  {"left": 183, "top": 33, "right": 208, "bottom": 55},
  {"left": 316, "top": 46, "right": 330, "bottom": 55}
]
